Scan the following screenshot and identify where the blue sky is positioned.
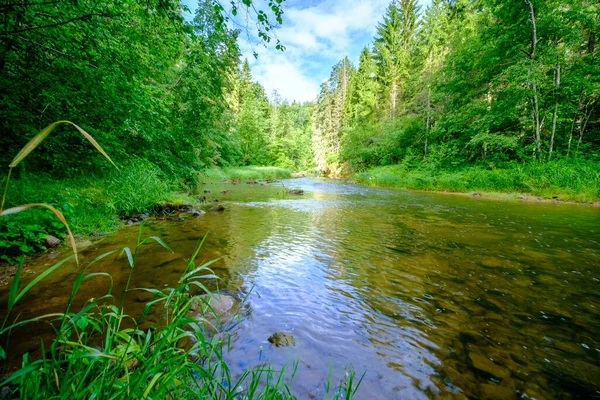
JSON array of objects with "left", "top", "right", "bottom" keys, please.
[{"left": 182, "top": 0, "right": 432, "bottom": 103}]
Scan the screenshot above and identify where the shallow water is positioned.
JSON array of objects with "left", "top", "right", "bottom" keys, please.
[{"left": 2, "top": 178, "right": 599, "bottom": 398}]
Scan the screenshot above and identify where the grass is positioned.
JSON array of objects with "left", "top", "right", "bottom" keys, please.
[
  {"left": 0, "top": 164, "right": 292, "bottom": 264},
  {"left": 199, "top": 167, "right": 292, "bottom": 183},
  {"left": 0, "top": 226, "right": 361, "bottom": 399},
  {"left": 353, "top": 160, "right": 600, "bottom": 203}
]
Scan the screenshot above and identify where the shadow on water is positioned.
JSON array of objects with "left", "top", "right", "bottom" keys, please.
[{"left": 1, "top": 178, "right": 599, "bottom": 398}]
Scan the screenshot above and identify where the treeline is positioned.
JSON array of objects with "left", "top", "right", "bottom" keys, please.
[
  {"left": 0, "top": 0, "right": 309, "bottom": 181},
  {"left": 228, "top": 61, "right": 314, "bottom": 171},
  {"left": 312, "top": 0, "right": 600, "bottom": 173}
]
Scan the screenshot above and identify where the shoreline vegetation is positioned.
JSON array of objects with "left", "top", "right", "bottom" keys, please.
[
  {"left": 350, "top": 160, "right": 600, "bottom": 206},
  {"left": 0, "top": 166, "right": 291, "bottom": 266}
]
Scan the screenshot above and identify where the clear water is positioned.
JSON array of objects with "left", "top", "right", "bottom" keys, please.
[{"left": 2, "top": 178, "right": 599, "bottom": 398}]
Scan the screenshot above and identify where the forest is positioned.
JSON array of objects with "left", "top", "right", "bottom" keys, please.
[{"left": 0, "top": 0, "right": 599, "bottom": 261}]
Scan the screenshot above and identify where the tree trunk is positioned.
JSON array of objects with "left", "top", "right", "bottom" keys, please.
[
  {"left": 548, "top": 62, "right": 560, "bottom": 160},
  {"left": 390, "top": 80, "right": 397, "bottom": 118},
  {"left": 424, "top": 86, "right": 431, "bottom": 161},
  {"left": 567, "top": 113, "right": 577, "bottom": 157},
  {"left": 576, "top": 101, "right": 594, "bottom": 155},
  {"left": 524, "top": 0, "right": 541, "bottom": 158}
]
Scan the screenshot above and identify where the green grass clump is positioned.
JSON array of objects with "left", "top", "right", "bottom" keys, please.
[
  {"left": 199, "top": 166, "right": 292, "bottom": 183},
  {"left": 353, "top": 160, "right": 600, "bottom": 203}
]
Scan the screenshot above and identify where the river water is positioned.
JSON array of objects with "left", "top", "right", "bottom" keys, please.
[{"left": 2, "top": 178, "right": 599, "bottom": 398}]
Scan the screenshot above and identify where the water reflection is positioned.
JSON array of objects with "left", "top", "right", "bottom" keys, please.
[{"left": 1, "top": 178, "right": 599, "bottom": 398}]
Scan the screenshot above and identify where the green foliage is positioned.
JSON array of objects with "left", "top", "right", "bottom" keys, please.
[
  {"left": 354, "top": 159, "right": 600, "bottom": 202},
  {"left": 310, "top": 0, "right": 599, "bottom": 197},
  {"left": 199, "top": 166, "right": 292, "bottom": 183}
]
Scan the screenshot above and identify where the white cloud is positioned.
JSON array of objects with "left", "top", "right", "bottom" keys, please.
[
  {"left": 188, "top": 0, "right": 432, "bottom": 102},
  {"left": 237, "top": 0, "right": 397, "bottom": 102}
]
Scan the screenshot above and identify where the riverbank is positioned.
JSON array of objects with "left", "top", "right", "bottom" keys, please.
[
  {"left": 0, "top": 165, "right": 291, "bottom": 264},
  {"left": 352, "top": 160, "right": 600, "bottom": 205}
]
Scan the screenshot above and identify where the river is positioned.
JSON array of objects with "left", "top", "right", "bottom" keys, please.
[{"left": 2, "top": 178, "right": 599, "bottom": 398}]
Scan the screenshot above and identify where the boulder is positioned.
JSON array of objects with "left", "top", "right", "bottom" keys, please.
[
  {"left": 190, "top": 209, "right": 205, "bottom": 217},
  {"left": 90, "top": 232, "right": 109, "bottom": 237},
  {"left": 479, "top": 383, "right": 515, "bottom": 400},
  {"left": 210, "top": 204, "right": 225, "bottom": 212},
  {"left": 189, "top": 294, "right": 235, "bottom": 317},
  {"left": 44, "top": 235, "right": 60, "bottom": 248},
  {"left": 268, "top": 332, "right": 296, "bottom": 347},
  {"left": 469, "top": 352, "right": 509, "bottom": 379}
]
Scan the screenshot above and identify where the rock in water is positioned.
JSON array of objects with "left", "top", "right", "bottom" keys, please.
[
  {"left": 268, "top": 332, "right": 296, "bottom": 347},
  {"left": 189, "top": 294, "right": 235, "bottom": 317},
  {"left": 288, "top": 189, "right": 304, "bottom": 195},
  {"left": 210, "top": 204, "right": 225, "bottom": 212},
  {"left": 44, "top": 235, "right": 60, "bottom": 248},
  {"left": 190, "top": 209, "right": 205, "bottom": 217},
  {"left": 543, "top": 358, "right": 600, "bottom": 394}
]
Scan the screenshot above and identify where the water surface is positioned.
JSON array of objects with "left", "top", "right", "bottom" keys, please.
[{"left": 2, "top": 178, "right": 599, "bottom": 398}]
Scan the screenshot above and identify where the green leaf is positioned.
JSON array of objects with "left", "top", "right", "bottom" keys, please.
[
  {"left": 76, "top": 316, "right": 89, "bottom": 330},
  {"left": 7, "top": 259, "right": 23, "bottom": 309},
  {"left": 13, "top": 255, "right": 73, "bottom": 308}
]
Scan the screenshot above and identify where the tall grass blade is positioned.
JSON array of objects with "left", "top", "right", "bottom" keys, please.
[
  {"left": 0, "top": 167, "right": 11, "bottom": 213},
  {"left": 69, "top": 122, "right": 117, "bottom": 168},
  {"left": 1, "top": 203, "right": 79, "bottom": 265},
  {"left": 7, "top": 258, "right": 23, "bottom": 309},
  {"left": 139, "top": 236, "right": 173, "bottom": 253},
  {"left": 9, "top": 121, "right": 116, "bottom": 168},
  {"left": 13, "top": 255, "right": 74, "bottom": 308},
  {"left": 121, "top": 247, "right": 134, "bottom": 268}
]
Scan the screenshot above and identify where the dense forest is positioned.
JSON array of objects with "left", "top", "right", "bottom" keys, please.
[
  {"left": 1, "top": 0, "right": 599, "bottom": 263},
  {"left": 0, "top": 0, "right": 310, "bottom": 178},
  {"left": 313, "top": 0, "right": 599, "bottom": 174}
]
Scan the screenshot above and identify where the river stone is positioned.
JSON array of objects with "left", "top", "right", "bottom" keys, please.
[
  {"left": 210, "top": 204, "right": 225, "bottom": 212},
  {"left": 136, "top": 290, "right": 154, "bottom": 303},
  {"left": 190, "top": 209, "right": 205, "bottom": 217},
  {"left": 189, "top": 294, "right": 235, "bottom": 317},
  {"left": 288, "top": 189, "right": 304, "bottom": 195},
  {"left": 469, "top": 353, "right": 509, "bottom": 379},
  {"left": 75, "top": 240, "right": 93, "bottom": 251},
  {"left": 268, "top": 332, "right": 296, "bottom": 347},
  {"left": 90, "top": 232, "right": 109, "bottom": 237},
  {"left": 543, "top": 358, "right": 600, "bottom": 393},
  {"left": 479, "top": 383, "right": 515, "bottom": 400},
  {"left": 44, "top": 235, "right": 60, "bottom": 248}
]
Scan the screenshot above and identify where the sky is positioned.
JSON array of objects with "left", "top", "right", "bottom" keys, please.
[{"left": 182, "top": 0, "right": 431, "bottom": 103}]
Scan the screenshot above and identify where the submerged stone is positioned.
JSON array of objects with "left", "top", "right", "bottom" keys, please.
[
  {"left": 288, "top": 189, "right": 304, "bottom": 195},
  {"left": 268, "top": 332, "right": 296, "bottom": 347},
  {"left": 543, "top": 358, "right": 600, "bottom": 393},
  {"left": 190, "top": 294, "right": 235, "bottom": 317},
  {"left": 479, "top": 383, "right": 515, "bottom": 400},
  {"left": 210, "top": 204, "right": 225, "bottom": 212},
  {"left": 469, "top": 352, "right": 509, "bottom": 379}
]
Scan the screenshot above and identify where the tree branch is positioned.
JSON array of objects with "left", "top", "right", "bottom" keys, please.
[{"left": 6, "top": 13, "right": 108, "bottom": 35}]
